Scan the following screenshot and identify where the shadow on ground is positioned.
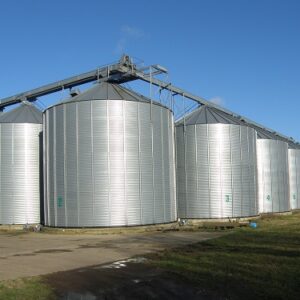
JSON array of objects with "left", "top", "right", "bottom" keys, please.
[{"left": 45, "top": 259, "right": 221, "bottom": 300}]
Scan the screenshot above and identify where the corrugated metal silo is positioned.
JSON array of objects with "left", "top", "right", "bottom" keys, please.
[
  {"left": 44, "top": 82, "right": 176, "bottom": 227},
  {"left": 255, "top": 129, "right": 290, "bottom": 213},
  {"left": 288, "top": 144, "right": 300, "bottom": 210},
  {"left": 176, "top": 106, "right": 258, "bottom": 219},
  {"left": 0, "top": 103, "right": 42, "bottom": 224}
]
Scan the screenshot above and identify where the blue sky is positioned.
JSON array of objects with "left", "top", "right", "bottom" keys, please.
[{"left": 0, "top": 0, "right": 300, "bottom": 140}]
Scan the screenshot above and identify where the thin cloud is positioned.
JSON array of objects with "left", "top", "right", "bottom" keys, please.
[
  {"left": 209, "top": 96, "right": 225, "bottom": 107},
  {"left": 115, "top": 37, "right": 127, "bottom": 55},
  {"left": 121, "top": 25, "right": 144, "bottom": 38},
  {"left": 115, "top": 25, "right": 144, "bottom": 54}
]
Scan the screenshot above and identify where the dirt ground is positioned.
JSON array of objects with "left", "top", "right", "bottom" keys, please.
[{"left": 0, "top": 230, "right": 223, "bottom": 281}]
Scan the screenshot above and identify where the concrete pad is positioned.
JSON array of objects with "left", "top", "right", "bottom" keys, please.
[{"left": 0, "top": 230, "right": 224, "bottom": 281}]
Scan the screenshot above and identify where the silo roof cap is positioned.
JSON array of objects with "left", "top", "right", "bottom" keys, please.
[{"left": 0, "top": 102, "right": 42, "bottom": 124}]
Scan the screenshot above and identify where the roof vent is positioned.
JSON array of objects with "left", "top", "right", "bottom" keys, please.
[
  {"left": 70, "top": 88, "right": 80, "bottom": 97},
  {"left": 21, "top": 100, "right": 32, "bottom": 105}
]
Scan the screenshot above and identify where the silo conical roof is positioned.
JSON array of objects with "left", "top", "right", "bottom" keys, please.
[
  {"left": 0, "top": 102, "right": 42, "bottom": 124},
  {"left": 176, "top": 105, "right": 243, "bottom": 126},
  {"left": 286, "top": 141, "right": 300, "bottom": 149},
  {"left": 248, "top": 122, "right": 298, "bottom": 148},
  {"left": 62, "top": 82, "right": 157, "bottom": 105},
  {"left": 242, "top": 121, "right": 278, "bottom": 140},
  {"left": 176, "top": 105, "right": 299, "bottom": 148}
]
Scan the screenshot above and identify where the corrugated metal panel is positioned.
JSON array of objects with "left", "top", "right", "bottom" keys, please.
[
  {"left": 257, "top": 139, "right": 289, "bottom": 213},
  {"left": 124, "top": 101, "right": 140, "bottom": 225},
  {"left": 169, "top": 112, "right": 177, "bottom": 221},
  {"left": 288, "top": 149, "right": 300, "bottom": 210},
  {"left": 0, "top": 123, "right": 42, "bottom": 224},
  {"left": 109, "top": 101, "right": 126, "bottom": 226},
  {"left": 139, "top": 103, "right": 154, "bottom": 224},
  {"left": 55, "top": 105, "right": 66, "bottom": 227},
  {"left": 92, "top": 101, "right": 109, "bottom": 226},
  {"left": 65, "top": 103, "right": 79, "bottom": 226},
  {"left": 46, "top": 109, "right": 55, "bottom": 225},
  {"left": 44, "top": 100, "right": 176, "bottom": 227},
  {"left": 78, "top": 101, "right": 94, "bottom": 226},
  {"left": 176, "top": 124, "right": 258, "bottom": 219}
]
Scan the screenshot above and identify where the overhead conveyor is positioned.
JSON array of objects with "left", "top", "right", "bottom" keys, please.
[
  {"left": 0, "top": 56, "right": 137, "bottom": 109},
  {"left": 0, "top": 55, "right": 168, "bottom": 109},
  {"left": 0, "top": 54, "right": 297, "bottom": 145}
]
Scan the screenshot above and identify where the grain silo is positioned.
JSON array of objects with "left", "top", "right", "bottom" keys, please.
[
  {"left": 43, "top": 82, "right": 176, "bottom": 227},
  {"left": 0, "top": 102, "right": 42, "bottom": 225},
  {"left": 288, "top": 144, "right": 300, "bottom": 210},
  {"left": 176, "top": 105, "right": 258, "bottom": 219},
  {"left": 255, "top": 129, "right": 290, "bottom": 213}
]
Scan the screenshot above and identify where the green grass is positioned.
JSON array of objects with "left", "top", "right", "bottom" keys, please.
[
  {"left": 0, "top": 278, "right": 55, "bottom": 300},
  {"left": 149, "top": 212, "right": 300, "bottom": 300}
]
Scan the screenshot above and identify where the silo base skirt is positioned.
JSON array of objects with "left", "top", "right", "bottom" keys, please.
[
  {"left": 179, "top": 215, "right": 260, "bottom": 225},
  {"left": 41, "top": 221, "right": 179, "bottom": 233},
  {"left": 259, "top": 211, "right": 292, "bottom": 217}
]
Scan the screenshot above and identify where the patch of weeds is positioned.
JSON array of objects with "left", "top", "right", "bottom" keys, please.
[{"left": 0, "top": 277, "right": 56, "bottom": 300}]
